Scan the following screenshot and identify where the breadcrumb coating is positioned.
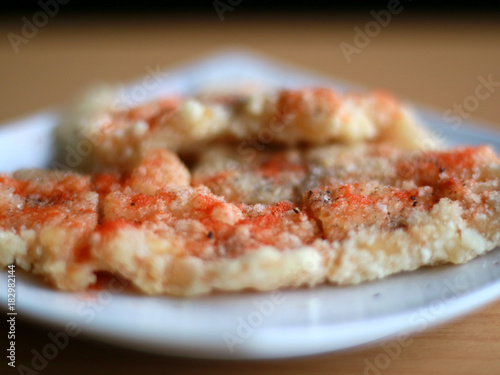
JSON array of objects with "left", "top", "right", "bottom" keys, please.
[
  {"left": 0, "top": 86, "right": 497, "bottom": 295},
  {"left": 55, "top": 87, "right": 432, "bottom": 172},
  {"left": 1, "top": 144, "right": 499, "bottom": 295}
]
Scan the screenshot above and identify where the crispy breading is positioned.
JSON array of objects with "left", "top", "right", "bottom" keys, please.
[
  {"left": 193, "top": 145, "right": 499, "bottom": 205},
  {"left": 0, "top": 170, "right": 98, "bottom": 290},
  {"left": 2, "top": 84, "right": 500, "bottom": 296},
  {"left": 192, "top": 146, "right": 307, "bottom": 204},
  {"left": 94, "top": 188, "right": 325, "bottom": 295},
  {"left": 55, "top": 87, "right": 432, "bottom": 172},
  {"left": 1, "top": 144, "right": 500, "bottom": 296}
]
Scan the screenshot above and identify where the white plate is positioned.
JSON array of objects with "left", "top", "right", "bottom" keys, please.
[{"left": 1, "top": 51, "right": 500, "bottom": 360}]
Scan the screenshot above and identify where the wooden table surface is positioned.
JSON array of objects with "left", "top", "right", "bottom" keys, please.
[{"left": 1, "top": 13, "right": 500, "bottom": 375}]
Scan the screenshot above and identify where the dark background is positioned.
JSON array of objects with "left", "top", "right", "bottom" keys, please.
[{"left": 2, "top": 0, "right": 500, "bottom": 15}]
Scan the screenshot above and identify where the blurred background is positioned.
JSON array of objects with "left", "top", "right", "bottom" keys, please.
[
  {"left": 1, "top": 2, "right": 500, "bottom": 374},
  {"left": 1, "top": 0, "right": 499, "bottom": 124}
]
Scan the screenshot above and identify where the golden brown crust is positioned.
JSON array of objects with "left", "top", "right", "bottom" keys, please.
[
  {"left": 0, "top": 170, "right": 98, "bottom": 290},
  {"left": 1, "top": 86, "right": 499, "bottom": 296},
  {"left": 55, "top": 87, "right": 433, "bottom": 172},
  {"left": 1, "top": 144, "right": 500, "bottom": 296}
]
